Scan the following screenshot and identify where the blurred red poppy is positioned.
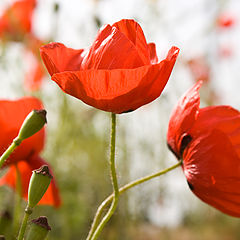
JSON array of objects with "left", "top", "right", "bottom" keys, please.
[
  {"left": 0, "top": 0, "right": 36, "bottom": 40},
  {"left": 24, "top": 35, "right": 46, "bottom": 91},
  {"left": 0, "top": 97, "right": 61, "bottom": 207},
  {"left": 217, "top": 13, "right": 235, "bottom": 28},
  {"left": 167, "top": 81, "right": 240, "bottom": 217},
  {"left": 187, "top": 56, "right": 210, "bottom": 83},
  {"left": 40, "top": 19, "right": 179, "bottom": 113}
]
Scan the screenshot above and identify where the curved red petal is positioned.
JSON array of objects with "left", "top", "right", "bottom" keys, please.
[
  {"left": 148, "top": 43, "right": 158, "bottom": 64},
  {"left": 40, "top": 42, "right": 85, "bottom": 76},
  {"left": 191, "top": 105, "right": 240, "bottom": 156},
  {"left": 112, "top": 19, "right": 150, "bottom": 65},
  {"left": 0, "top": 97, "right": 45, "bottom": 167},
  {"left": 80, "top": 24, "right": 145, "bottom": 70},
  {"left": 51, "top": 46, "right": 179, "bottom": 113},
  {"left": 183, "top": 129, "right": 240, "bottom": 217},
  {"left": 167, "top": 81, "right": 202, "bottom": 156}
]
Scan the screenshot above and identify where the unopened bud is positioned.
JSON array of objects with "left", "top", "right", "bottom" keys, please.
[
  {"left": 18, "top": 110, "right": 47, "bottom": 141},
  {"left": 26, "top": 216, "right": 51, "bottom": 240},
  {"left": 28, "top": 165, "right": 52, "bottom": 208}
]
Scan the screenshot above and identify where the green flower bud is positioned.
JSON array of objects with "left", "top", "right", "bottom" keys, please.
[
  {"left": 18, "top": 110, "right": 47, "bottom": 141},
  {"left": 26, "top": 216, "right": 51, "bottom": 240},
  {"left": 28, "top": 165, "right": 52, "bottom": 208}
]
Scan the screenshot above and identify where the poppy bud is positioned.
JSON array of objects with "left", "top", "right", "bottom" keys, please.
[
  {"left": 25, "top": 216, "right": 51, "bottom": 240},
  {"left": 17, "top": 110, "right": 47, "bottom": 141},
  {"left": 28, "top": 165, "right": 52, "bottom": 208}
]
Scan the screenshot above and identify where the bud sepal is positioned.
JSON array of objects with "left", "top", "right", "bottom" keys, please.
[{"left": 18, "top": 109, "right": 47, "bottom": 141}]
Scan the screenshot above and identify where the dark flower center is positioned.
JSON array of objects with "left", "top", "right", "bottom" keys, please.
[{"left": 179, "top": 134, "right": 192, "bottom": 158}]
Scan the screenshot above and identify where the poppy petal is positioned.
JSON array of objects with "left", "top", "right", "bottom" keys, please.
[
  {"left": 40, "top": 42, "right": 85, "bottom": 75},
  {"left": 148, "top": 43, "right": 158, "bottom": 64},
  {"left": 191, "top": 105, "right": 240, "bottom": 156},
  {"left": 167, "top": 81, "right": 202, "bottom": 156},
  {"left": 0, "top": 97, "right": 45, "bottom": 167},
  {"left": 184, "top": 129, "right": 240, "bottom": 217},
  {"left": 79, "top": 24, "right": 146, "bottom": 70},
  {"left": 0, "top": 156, "right": 61, "bottom": 208},
  {"left": 112, "top": 19, "right": 150, "bottom": 64},
  {"left": 51, "top": 46, "right": 179, "bottom": 113}
]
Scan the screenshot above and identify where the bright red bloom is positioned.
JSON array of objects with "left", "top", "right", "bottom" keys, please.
[
  {"left": 40, "top": 19, "right": 179, "bottom": 113},
  {"left": 167, "top": 81, "right": 240, "bottom": 217},
  {"left": 0, "top": 0, "right": 36, "bottom": 40},
  {"left": 0, "top": 97, "right": 61, "bottom": 207}
]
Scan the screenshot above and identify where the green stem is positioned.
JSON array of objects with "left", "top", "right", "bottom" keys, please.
[
  {"left": 87, "top": 161, "right": 182, "bottom": 239},
  {"left": 12, "top": 164, "right": 22, "bottom": 235},
  {"left": 0, "top": 138, "right": 22, "bottom": 169},
  {"left": 17, "top": 206, "right": 32, "bottom": 240},
  {"left": 90, "top": 113, "right": 119, "bottom": 240}
]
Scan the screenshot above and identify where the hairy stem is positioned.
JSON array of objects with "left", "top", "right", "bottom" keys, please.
[
  {"left": 87, "top": 161, "right": 182, "bottom": 239},
  {"left": 88, "top": 113, "right": 119, "bottom": 240}
]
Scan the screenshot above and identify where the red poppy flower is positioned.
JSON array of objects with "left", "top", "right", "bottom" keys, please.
[
  {"left": 0, "top": 0, "right": 36, "bottom": 40},
  {"left": 40, "top": 19, "right": 179, "bottom": 113},
  {"left": 167, "top": 81, "right": 240, "bottom": 217},
  {"left": 0, "top": 97, "right": 61, "bottom": 207}
]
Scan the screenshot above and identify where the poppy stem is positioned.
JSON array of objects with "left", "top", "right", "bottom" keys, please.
[
  {"left": 0, "top": 138, "right": 22, "bottom": 169},
  {"left": 17, "top": 206, "right": 32, "bottom": 240},
  {"left": 86, "top": 161, "right": 182, "bottom": 240},
  {"left": 88, "top": 113, "right": 119, "bottom": 240},
  {"left": 12, "top": 164, "right": 22, "bottom": 235}
]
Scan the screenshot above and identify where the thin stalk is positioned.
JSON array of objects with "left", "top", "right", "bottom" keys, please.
[
  {"left": 0, "top": 138, "right": 21, "bottom": 169},
  {"left": 89, "top": 113, "right": 119, "bottom": 240},
  {"left": 17, "top": 207, "right": 32, "bottom": 240},
  {"left": 12, "top": 164, "right": 22, "bottom": 235},
  {"left": 87, "top": 161, "right": 182, "bottom": 239}
]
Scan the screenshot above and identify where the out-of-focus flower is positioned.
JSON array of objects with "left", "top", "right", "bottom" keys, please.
[
  {"left": 40, "top": 19, "right": 179, "bottom": 113},
  {"left": 167, "top": 81, "right": 240, "bottom": 217},
  {"left": 219, "top": 44, "right": 233, "bottom": 58},
  {"left": 24, "top": 35, "right": 46, "bottom": 91},
  {"left": 0, "top": 0, "right": 46, "bottom": 91},
  {"left": 0, "top": 0, "right": 36, "bottom": 41},
  {"left": 217, "top": 13, "right": 235, "bottom": 29},
  {"left": 24, "top": 56, "right": 45, "bottom": 91},
  {"left": 0, "top": 97, "right": 61, "bottom": 207},
  {"left": 187, "top": 57, "right": 210, "bottom": 83}
]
